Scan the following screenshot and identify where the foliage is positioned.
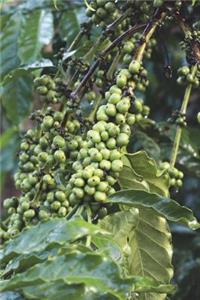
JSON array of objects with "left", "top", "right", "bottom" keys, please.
[{"left": 0, "top": 1, "right": 200, "bottom": 300}]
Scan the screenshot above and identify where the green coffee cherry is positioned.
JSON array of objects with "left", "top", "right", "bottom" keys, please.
[
  {"left": 24, "top": 209, "right": 35, "bottom": 219},
  {"left": 94, "top": 191, "right": 106, "bottom": 202},
  {"left": 123, "top": 41, "right": 134, "bottom": 54},
  {"left": 53, "top": 135, "right": 66, "bottom": 148},
  {"left": 39, "top": 210, "right": 49, "bottom": 220},
  {"left": 110, "top": 150, "right": 121, "bottom": 161},
  {"left": 111, "top": 160, "right": 123, "bottom": 172},
  {"left": 88, "top": 176, "right": 101, "bottom": 187},
  {"left": 129, "top": 60, "right": 141, "bottom": 74},
  {"left": 58, "top": 207, "right": 67, "bottom": 217},
  {"left": 117, "top": 74, "right": 127, "bottom": 88},
  {"left": 51, "top": 201, "right": 61, "bottom": 211},
  {"left": 73, "top": 187, "right": 84, "bottom": 199},
  {"left": 42, "top": 116, "right": 54, "bottom": 130},
  {"left": 93, "top": 168, "right": 104, "bottom": 178},
  {"left": 116, "top": 113, "right": 126, "bottom": 124},
  {"left": 84, "top": 185, "right": 96, "bottom": 195},
  {"left": 105, "top": 104, "right": 117, "bottom": 117},
  {"left": 117, "top": 133, "right": 129, "bottom": 147},
  {"left": 100, "top": 159, "right": 111, "bottom": 171},
  {"left": 74, "top": 178, "right": 85, "bottom": 187},
  {"left": 127, "top": 114, "right": 136, "bottom": 125},
  {"left": 55, "top": 191, "right": 66, "bottom": 202},
  {"left": 38, "top": 152, "right": 48, "bottom": 162},
  {"left": 107, "top": 138, "right": 116, "bottom": 149},
  {"left": 54, "top": 150, "right": 66, "bottom": 163},
  {"left": 43, "top": 174, "right": 55, "bottom": 187},
  {"left": 108, "top": 93, "right": 121, "bottom": 104},
  {"left": 97, "top": 181, "right": 109, "bottom": 192}
]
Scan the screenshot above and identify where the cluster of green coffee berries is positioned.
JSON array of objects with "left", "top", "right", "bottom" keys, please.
[
  {"left": 123, "top": 34, "right": 156, "bottom": 64},
  {"left": 1, "top": 105, "right": 87, "bottom": 239},
  {"left": 160, "top": 162, "right": 184, "bottom": 189},
  {"left": 177, "top": 65, "right": 200, "bottom": 87},
  {"left": 168, "top": 111, "right": 187, "bottom": 127},
  {"left": 94, "top": 69, "right": 106, "bottom": 89},
  {"left": 66, "top": 57, "right": 149, "bottom": 206},
  {"left": 115, "top": 60, "right": 149, "bottom": 92},
  {"left": 86, "top": 0, "right": 120, "bottom": 29},
  {"left": 34, "top": 75, "right": 61, "bottom": 103}
]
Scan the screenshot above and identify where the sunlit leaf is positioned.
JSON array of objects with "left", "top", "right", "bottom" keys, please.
[{"left": 108, "top": 190, "right": 200, "bottom": 230}]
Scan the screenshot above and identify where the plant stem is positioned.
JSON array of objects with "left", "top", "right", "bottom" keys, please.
[
  {"left": 66, "top": 203, "right": 80, "bottom": 220},
  {"left": 87, "top": 94, "right": 102, "bottom": 122},
  {"left": 170, "top": 64, "right": 197, "bottom": 168},
  {"left": 135, "top": 10, "right": 165, "bottom": 62},
  {"left": 68, "top": 30, "right": 84, "bottom": 52},
  {"left": 86, "top": 207, "right": 92, "bottom": 247},
  {"left": 107, "top": 50, "right": 122, "bottom": 81}
]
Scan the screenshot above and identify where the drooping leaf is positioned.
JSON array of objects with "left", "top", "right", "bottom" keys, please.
[
  {"left": 0, "top": 218, "right": 109, "bottom": 264},
  {"left": 108, "top": 190, "right": 200, "bottom": 230},
  {"left": 19, "top": 10, "right": 53, "bottom": 64},
  {"left": 0, "top": 12, "right": 21, "bottom": 79},
  {"left": 0, "top": 132, "right": 20, "bottom": 172},
  {"left": 123, "top": 151, "right": 169, "bottom": 196},
  {"left": 1, "top": 70, "right": 33, "bottom": 124},
  {"left": 0, "top": 128, "right": 18, "bottom": 150},
  {"left": 100, "top": 209, "right": 174, "bottom": 300}
]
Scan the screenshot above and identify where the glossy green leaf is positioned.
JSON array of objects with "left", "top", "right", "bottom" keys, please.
[
  {"left": 2, "top": 247, "right": 58, "bottom": 277},
  {"left": 19, "top": 10, "right": 53, "bottom": 63},
  {"left": 59, "top": 7, "right": 86, "bottom": 44},
  {"left": 23, "top": 281, "right": 118, "bottom": 300},
  {"left": 119, "top": 156, "right": 149, "bottom": 192},
  {"left": 124, "top": 151, "right": 169, "bottom": 196},
  {"left": 0, "top": 218, "right": 109, "bottom": 264},
  {"left": 59, "top": 9, "right": 80, "bottom": 43},
  {"left": 1, "top": 70, "right": 33, "bottom": 124},
  {"left": 0, "top": 292, "right": 24, "bottom": 300},
  {"left": 91, "top": 234, "right": 121, "bottom": 261},
  {"left": 100, "top": 209, "right": 174, "bottom": 300},
  {"left": 108, "top": 190, "right": 200, "bottom": 230},
  {"left": 128, "top": 131, "right": 161, "bottom": 161},
  {"left": 0, "top": 252, "right": 134, "bottom": 300}
]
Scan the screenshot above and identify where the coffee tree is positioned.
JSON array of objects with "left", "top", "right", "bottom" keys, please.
[{"left": 0, "top": 0, "right": 200, "bottom": 299}]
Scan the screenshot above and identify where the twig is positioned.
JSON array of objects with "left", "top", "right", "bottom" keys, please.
[{"left": 70, "top": 23, "right": 146, "bottom": 101}]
